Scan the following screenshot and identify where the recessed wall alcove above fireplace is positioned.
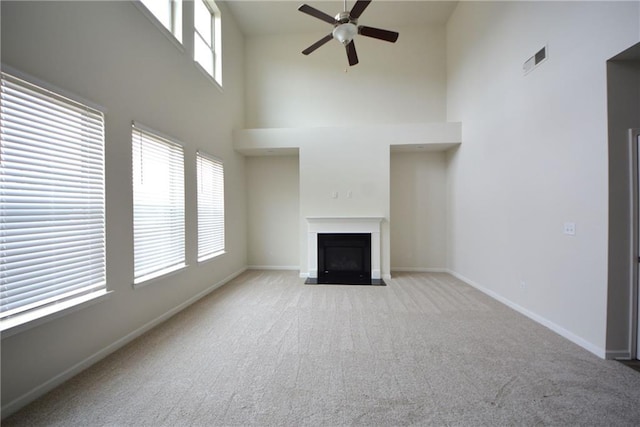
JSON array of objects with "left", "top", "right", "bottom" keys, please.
[{"left": 305, "top": 217, "right": 385, "bottom": 285}]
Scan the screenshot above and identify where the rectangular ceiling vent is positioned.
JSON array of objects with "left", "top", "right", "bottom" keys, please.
[{"left": 523, "top": 46, "right": 548, "bottom": 75}]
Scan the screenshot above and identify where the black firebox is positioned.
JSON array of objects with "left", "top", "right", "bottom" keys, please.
[{"left": 317, "top": 233, "right": 371, "bottom": 284}]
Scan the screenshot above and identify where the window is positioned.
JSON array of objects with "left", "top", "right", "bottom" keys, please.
[
  {"left": 139, "top": 0, "right": 183, "bottom": 43},
  {"left": 132, "top": 124, "right": 185, "bottom": 284},
  {"left": 0, "top": 71, "right": 106, "bottom": 329},
  {"left": 197, "top": 151, "right": 224, "bottom": 261},
  {"left": 194, "top": 0, "right": 222, "bottom": 85}
]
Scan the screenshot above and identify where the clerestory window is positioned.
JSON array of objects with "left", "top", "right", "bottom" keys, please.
[
  {"left": 139, "top": 0, "right": 183, "bottom": 44},
  {"left": 194, "top": 0, "right": 222, "bottom": 85}
]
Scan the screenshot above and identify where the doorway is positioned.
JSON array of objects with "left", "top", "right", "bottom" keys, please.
[
  {"left": 636, "top": 129, "right": 640, "bottom": 360},
  {"left": 606, "top": 42, "right": 640, "bottom": 361}
]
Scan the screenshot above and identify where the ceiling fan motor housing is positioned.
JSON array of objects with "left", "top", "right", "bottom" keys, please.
[{"left": 335, "top": 11, "right": 354, "bottom": 24}]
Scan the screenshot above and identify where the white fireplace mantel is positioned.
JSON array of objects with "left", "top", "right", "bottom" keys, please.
[{"left": 306, "top": 217, "right": 383, "bottom": 279}]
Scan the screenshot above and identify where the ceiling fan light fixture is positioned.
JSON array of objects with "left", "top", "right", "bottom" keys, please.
[{"left": 332, "top": 23, "right": 358, "bottom": 45}]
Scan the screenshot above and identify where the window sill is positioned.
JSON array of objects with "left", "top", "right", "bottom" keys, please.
[
  {"left": 198, "top": 250, "right": 226, "bottom": 264},
  {"left": 132, "top": 1, "right": 185, "bottom": 53},
  {"left": 133, "top": 263, "right": 188, "bottom": 290},
  {"left": 194, "top": 61, "right": 223, "bottom": 92},
  {"left": 1, "top": 290, "right": 112, "bottom": 339}
]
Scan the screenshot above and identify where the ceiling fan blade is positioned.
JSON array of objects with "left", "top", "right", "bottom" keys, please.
[
  {"left": 302, "top": 34, "right": 334, "bottom": 55},
  {"left": 358, "top": 26, "right": 399, "bottom": 43},
  {"left": 346, "top": 41, "right": 359, "bottom": 66},
  {"left": 298, "top": 4, "right": 337, "bottom": 25},
  {"left": 350, "top": 0, "right": 372, "bottom": 19}
]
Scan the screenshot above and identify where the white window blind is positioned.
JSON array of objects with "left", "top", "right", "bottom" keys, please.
[
  {"left": 0, "top": 72, "right": 106, "bottom": 323},
  {"left": 197, "top": 151, "right": 224, "bottom": 261},
  {"left": 132, "top": 124, "right": 185, "bottom": 284}
]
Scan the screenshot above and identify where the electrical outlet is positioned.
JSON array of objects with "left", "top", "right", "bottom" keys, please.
[
  {"left": 563, "top": 222, "right": 576, "bottom": 235},
  {"left": 520, "top": 280, "right": 526, "bottom": 289}
]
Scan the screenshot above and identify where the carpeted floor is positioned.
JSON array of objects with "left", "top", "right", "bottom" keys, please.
[{"left": 4, "top": 270, "right": 640, "bottom": 426}]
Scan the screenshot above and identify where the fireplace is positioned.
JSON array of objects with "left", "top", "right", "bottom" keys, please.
[
  {"left": 305, "top": 217, "right": 385, "bottom": 285},
  {"left": 318, "top": 233, "right": 371, "bottom": 284}
]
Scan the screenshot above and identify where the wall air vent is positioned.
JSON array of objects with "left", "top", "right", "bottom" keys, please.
[{"left": 523, "top": 45, "right": 547, "bottom": 75}]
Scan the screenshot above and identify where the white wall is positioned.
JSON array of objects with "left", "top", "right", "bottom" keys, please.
[
  {"left": 245, "top": 25, "right": 446, "bottom": 128},
  {"left": 298, "top": 136, "right": 391, "bottom": 276},
  {"left": 390, "top": 151, "right": 447, "bottom": 271},
  {"left": 244, "top": 25, "right": 448, "bottom": 277},
  {"left": 0, "top": 0, "right": 246, "bottom": 415},
  {"left": 246, "top": 155, "right": 300, "bottom": 268},
  {"left": 446, "top": 1, "right": 640, "bottom": 356}
]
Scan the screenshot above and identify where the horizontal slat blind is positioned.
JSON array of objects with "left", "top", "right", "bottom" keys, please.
[
  {"left": 197, "top": 151, "right": 224, "bottom": 261},
  {"left": 132, "top": 125, "right": 185, "bottom": 283},
  {"left": 0, "top": 72, "right": 106, "bottom": 320}
]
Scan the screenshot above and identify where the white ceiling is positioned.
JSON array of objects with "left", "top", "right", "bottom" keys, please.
[{"left": 223, "top": 1, "right": 459, "bottom": 36}]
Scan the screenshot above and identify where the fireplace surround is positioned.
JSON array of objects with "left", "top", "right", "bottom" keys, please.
[{"left": 305, "top": 217, "right": 385, "bottom": 285}]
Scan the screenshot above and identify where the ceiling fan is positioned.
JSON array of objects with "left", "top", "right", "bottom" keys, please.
[{"left": 298, "top": 0, "right": 399, "bottom": 66}]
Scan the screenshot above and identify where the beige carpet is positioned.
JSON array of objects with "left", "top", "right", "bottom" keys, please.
[{"left": 4, "top": 270, "right": 640, "bottom": 426}]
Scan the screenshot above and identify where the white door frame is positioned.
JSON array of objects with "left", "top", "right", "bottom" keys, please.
[{"left": 632, "top": 128, "right": 640, "bottom": 360}]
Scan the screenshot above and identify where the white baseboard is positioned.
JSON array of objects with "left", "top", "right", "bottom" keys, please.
[
  {"left": 247, "top": 265, "right": 299, "bottom": 271},
  {"left": 392, "top": 267, "right": 448, "bottom": 273},
  {"left": 1, "top": 267, "right": 248, "bottom": 419},
  {"left": 447, "top": 270, "right": 607, "bottom": 359}
]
